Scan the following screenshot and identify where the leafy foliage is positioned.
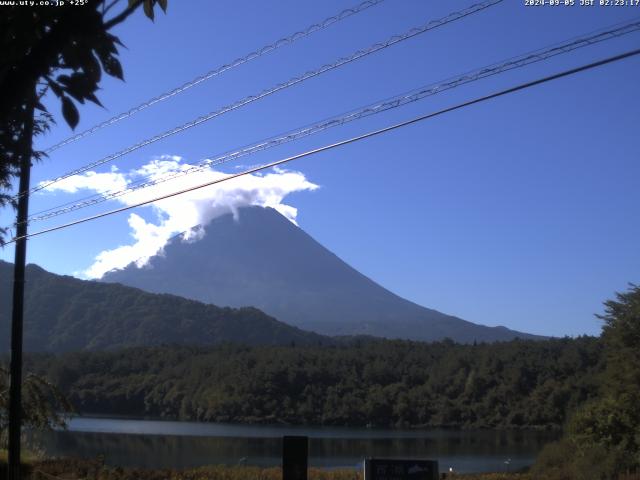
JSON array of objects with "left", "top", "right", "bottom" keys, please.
[
  {"left": 0, "top": 0, "right": 167, "bottom": 241},
  {"left": 0, "top": 365, "right": 73, "bottom": 448},
  {"left": 25, "top": 336, "right": 602, "bottom": 429},
  {"left": 534, "top": 285, "right": 640, "bottom": 478}
]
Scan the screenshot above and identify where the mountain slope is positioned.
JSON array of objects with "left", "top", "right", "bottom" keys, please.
[
  {"left": 0, "top": 261, "right": 329, "bottom": 353},
  {"left": 103, "top": 206, "right": 541, "bottom": 342}
]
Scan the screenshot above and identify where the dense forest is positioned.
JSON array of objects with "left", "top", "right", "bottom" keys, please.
[
  {"left": 532, "top": 284, "right": 640, "bottom": 478},
  {"left": 25, "top": 336, "right": 602, "bottom": 429}
]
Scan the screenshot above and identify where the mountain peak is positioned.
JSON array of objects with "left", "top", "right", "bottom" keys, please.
[{"left": 103, "top": 206, "right": 542, "bottom": 343}]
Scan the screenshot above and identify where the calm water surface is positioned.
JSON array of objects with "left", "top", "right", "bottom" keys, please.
[{"left": 33, "top": 417, "right": 559, "bottom": 474}]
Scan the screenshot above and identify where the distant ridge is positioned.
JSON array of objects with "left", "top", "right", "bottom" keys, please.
[
  {"left": 0, "top": 260, "right": 329, "bottom": 353},
  {"left": 104, "top": 206, "right": 543, "bottom": 343}
]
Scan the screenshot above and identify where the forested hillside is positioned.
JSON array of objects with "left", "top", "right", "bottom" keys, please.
[
  {"left": 0, "top": 261, "right": 329, "bottom": 352},
  {"left": 26, "top": 336, "right": 602, "bottom": 429}
]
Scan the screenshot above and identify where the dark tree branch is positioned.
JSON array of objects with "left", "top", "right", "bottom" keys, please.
[
  {"left": 103, "top": 0, "right": 123, "bottom": 16},
  {"left": 104, "top": 0, "right": 144, "bottom": 30}
]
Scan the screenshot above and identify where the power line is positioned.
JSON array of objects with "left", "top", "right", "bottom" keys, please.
[
  {"left": 24, "top": 0, "right": 502, "bottom": 198},
  {"left": 21, "top": 18, "right": 640, "bottom": 226},
  {"left": 42, "top": 0, "right": 386, "bottom": 154},
  {"left": 6, "top": 47, "right": 639, "bottom": 245}
]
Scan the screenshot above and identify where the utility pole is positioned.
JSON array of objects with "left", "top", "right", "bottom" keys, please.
[{"left": 8, "top": 91, "right": 35, "bottom": 480}]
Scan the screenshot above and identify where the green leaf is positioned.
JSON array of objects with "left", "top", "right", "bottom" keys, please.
[
  {"left": 81, "top": 51, "right": 102, "bottom": 84},
  {"left": 61, "top": 96, "right": 79, "bottom": 130},
  {"left": 95, "top": 34, "right": 118, "bottom": 56},
  {"left": 101, "top": 55, "right": 124, "bottom": 80},
  {"left": 143, "top": 0, "right": 154, "bottom": 20},
  {"left": 86, "top": 92, "right": 104, "bottom": 108},
  {"left": 107, "top": 33, "right": 125, "bottom": 48},
  {"left": 57, "top": 72, "right": 98, "bottom": 104},
  {"left": 46, "top": 78, "right": 63, "bottom": 98},
  {"left": 61, "top": 43, "right": 82, "bottom": 70},
  {"left": 56, "top": 74, "right": 72, "bottom": 86},
  {"left": 158, "top": 0, "right": 167, "bottom": 12}
]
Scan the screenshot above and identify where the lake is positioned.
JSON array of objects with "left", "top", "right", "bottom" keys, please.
[{"left": 32, "top": 417, "right": 559, "bottom": 474}]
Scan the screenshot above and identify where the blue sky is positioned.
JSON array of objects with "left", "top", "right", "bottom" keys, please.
[{"left": 1, "top": 0, "right": 639, "bottom": 337}]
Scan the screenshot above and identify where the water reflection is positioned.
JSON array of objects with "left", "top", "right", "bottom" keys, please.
[{"left": 32, "top": 418, "right": 558, "bottom": 474}]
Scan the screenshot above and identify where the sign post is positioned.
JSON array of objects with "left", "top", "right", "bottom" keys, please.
[
  {"left": 282, "top": 435, "right": 308, "bottom": 480},
  {"left": 364, "top": 458, "right": 439, "bottom": 480}
]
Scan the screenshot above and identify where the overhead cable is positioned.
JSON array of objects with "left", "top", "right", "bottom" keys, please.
[
  {"left": 6, "top": 47, "right": 639, "bottom": 245},
  {"left": 43, "top": 0, "right": 386, "bottom": 154},
  {"left": 22, "top": 18, "right": 640, "bottom": 226},
  {"left": 25, "top": 0, "right": 502, "bottom": 198}
]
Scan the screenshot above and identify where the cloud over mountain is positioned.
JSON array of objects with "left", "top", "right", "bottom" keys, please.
[{"left": 41, "top": 156, "right": 318, "bottom": 278}]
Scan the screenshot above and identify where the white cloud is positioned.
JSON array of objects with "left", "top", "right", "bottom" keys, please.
[
  {"left": 42, "top": 156, "right": 318, "bottom": 279},
  {"left": 40, "top": 166, "right": 128, "bottom": 194}
]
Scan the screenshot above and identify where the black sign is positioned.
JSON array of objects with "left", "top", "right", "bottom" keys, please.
[
  {"left": 364, "top": 458, "right": 439, "bottom": 480},
  {"left": 282, "top": 435, "right": 308, "bottom": 480}
]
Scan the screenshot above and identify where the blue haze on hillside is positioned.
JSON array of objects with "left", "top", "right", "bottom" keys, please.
[
  {"left": 103, "top": 206, "right": 541, "bottom": 343},
  {"left": 0, "top": 260, "right": 327, "bottom": 353}
]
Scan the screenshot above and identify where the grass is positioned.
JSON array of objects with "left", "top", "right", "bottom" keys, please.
[
  {"left": 3, "top": 456, "right": 638, "bottom": 480},
  {"left": 0, "top": 449, "right": 35, "bottom": 479},
  {"left": 0, "top": 448, "right": 42, "bottom": 464},
  {"left": 0, "top": 456, "right": 539, "bottom": 480}
]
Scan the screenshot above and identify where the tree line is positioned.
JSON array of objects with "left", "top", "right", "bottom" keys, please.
[
  {"left": 24, "top": 336, "right": 602, "bottom": 430},
  {"left": 532, "top": 284, "right": 640, "bottom": 478}
]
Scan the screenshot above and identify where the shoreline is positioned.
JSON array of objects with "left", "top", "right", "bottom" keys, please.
[
  {"left": 2, "top": 455, "right": 532, "bottom": 480},
  {"left": 65, "top": 413, "right": 564, "bottom": 433}
]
